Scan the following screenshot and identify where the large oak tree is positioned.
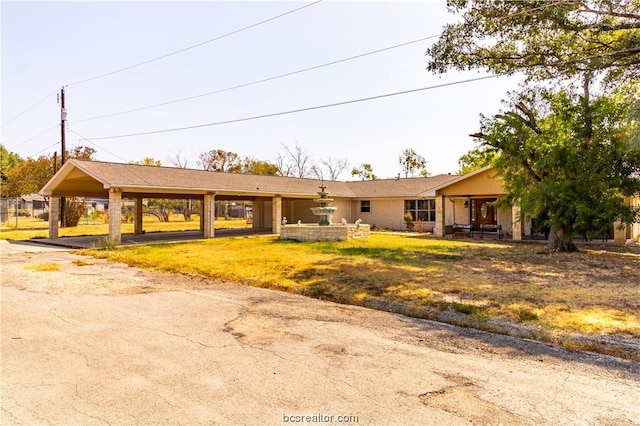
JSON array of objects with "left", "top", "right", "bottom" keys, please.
[
  {"left": 427, "top": 0, "right": 640, "bottom": 85},
  {"left": 471, "top": 87, "right": 640, "bottom": 251}
]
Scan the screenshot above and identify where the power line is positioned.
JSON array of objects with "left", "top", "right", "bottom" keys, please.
[
  {"left": 68, "top": 128, "right": 130, "bottom": 163},
  {"left": 8, "top": 124, "right": 59, "bottom": 151},
  {"left": 88, "top": 75, "right": 499, "bottom": 141},
  {"left": 27, "top": 141, "right": 60, "bottom": 159},
  {"left": 74, "top": 34, "right": 441, "bottom": 123},
  {"left": 67, "top": 0, "right": 323, "bottom": 87},
  {"left": 1, "top": 89, "right": 58, "bottom": 128}
]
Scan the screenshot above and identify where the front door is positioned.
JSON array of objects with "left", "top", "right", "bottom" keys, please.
[{"left": 471, "top": 198, "right": 497, "bottom": 230}]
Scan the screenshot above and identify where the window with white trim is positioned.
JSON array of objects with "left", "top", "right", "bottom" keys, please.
[{"left": 404, "top": 199, "right": 436, "bottom": 221}]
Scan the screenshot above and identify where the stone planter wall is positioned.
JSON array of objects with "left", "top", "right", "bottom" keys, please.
[{"left": 280, "top": 224, "right": 370, "bottom": 242}]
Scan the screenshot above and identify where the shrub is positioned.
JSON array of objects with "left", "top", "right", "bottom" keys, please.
[
  {"left": 403, "top": 213, "right": 414, "bottom": 231},
  {"left": 63, "top": 198, "right": 87, "bottom": 227}
]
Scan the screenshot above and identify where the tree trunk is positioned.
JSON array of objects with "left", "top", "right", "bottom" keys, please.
[{"left": 546, "top": 225, "right": 578, "bottom": 252}]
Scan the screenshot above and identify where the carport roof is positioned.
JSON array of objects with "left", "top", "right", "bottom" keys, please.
[{"left": 40, "top": 159, "right": 460, "bottom": 199}]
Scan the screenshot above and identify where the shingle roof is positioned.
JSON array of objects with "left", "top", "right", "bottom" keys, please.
[{"left": 41, "top": 159, "right": 460, "bottom": 199}]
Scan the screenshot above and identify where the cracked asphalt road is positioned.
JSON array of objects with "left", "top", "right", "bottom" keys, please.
[{"left": 1, "top": 241, "right": 639, "bottom": 425}]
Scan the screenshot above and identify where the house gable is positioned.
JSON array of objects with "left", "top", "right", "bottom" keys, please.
[{"left": 434, "top": 167, "right": 505, "bottom": 197}]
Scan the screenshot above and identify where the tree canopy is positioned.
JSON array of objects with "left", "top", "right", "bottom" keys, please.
[
  {"left": 471, "top": 87, "right": 640, "bottom": 251},
  {"left": 426, "top": 0, "right": 640, "bottom": 85},
  {"left": 398, "top": 148, "right": 429, "bottom": 178},
  {"left": 1, "top": 146, "right": 97, "bottom": 198},
  {"left": 351, "top": 163, "right": 378, "bottom": 180}
]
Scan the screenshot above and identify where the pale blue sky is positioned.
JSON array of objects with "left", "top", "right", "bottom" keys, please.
[{"left": 1, "top": 1, "right": 523, "bottom": 179}]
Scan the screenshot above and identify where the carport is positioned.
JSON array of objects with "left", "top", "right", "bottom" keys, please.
[{"left": 40, "top": 160, "right": 337, "bottom": 245}]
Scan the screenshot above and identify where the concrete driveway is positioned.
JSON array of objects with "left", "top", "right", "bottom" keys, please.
[{"left": 1, "top": 244, "right": 639, "bottom": 425}]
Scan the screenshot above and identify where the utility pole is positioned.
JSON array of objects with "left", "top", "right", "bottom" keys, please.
[{"left": 59, "top": 86, "right": 67, "bottom": 227}]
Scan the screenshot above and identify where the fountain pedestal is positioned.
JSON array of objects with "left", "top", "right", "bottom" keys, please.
[{"left": 280, "top": 183, "right": 370, "bottom": 242}]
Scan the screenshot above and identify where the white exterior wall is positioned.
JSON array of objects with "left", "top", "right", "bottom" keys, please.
[
  {"left": 449, "top": 199, "right": 469, "bottom": 225},
  {"left": 361, "top": 199, "right": 405, "bottom": 230}
]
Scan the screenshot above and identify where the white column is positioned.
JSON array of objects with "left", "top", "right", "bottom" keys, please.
[
  {"left": 272, "top": 195, "right": 282, "bottom": 234},
  {"left": 108, "top": 189, "right": 122, "bottom": 245},
  {"left": 512, "top": 205, "right": 522, "bottom": 241},
  {"left": 48, "top": 197, "right": 60, "bottom": 239},
  {"left": 434, "top": 196, "right": 445, "bottom": 237},
  {"left": 613, "top": 221, "right": 626, "bottom": 243},
  {"left": 203, "top": 193, "right": 216, "bottom": 238}
]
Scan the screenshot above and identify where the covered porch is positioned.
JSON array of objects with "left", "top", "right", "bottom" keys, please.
[{"left": 431, "top": 167, "right": 521, "bottom": 239}]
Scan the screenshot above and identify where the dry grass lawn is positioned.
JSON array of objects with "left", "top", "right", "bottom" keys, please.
[
  {"left": 0, "top": 216, "right": 248, "bottom": 240},
  {"left": 83, "top": 233, "right": 640, "bottom": 360}
]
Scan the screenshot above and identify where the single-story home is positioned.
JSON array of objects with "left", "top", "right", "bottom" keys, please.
[
  {"left": 39, "top": 159, "right": 639, "bottom": 244},
  {"left": 0, "top": 193, "right": 47, "bottom": 221}
]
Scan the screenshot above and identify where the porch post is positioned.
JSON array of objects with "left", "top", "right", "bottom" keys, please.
[
  {"left": 613, "top": 221, "right": 626, "bottom": 243},
  {"left": 108, "top": 188, "right": 122, "bottom": 245},
  {"left": 434, "top": 195, "right": 445, "bottom": 237},
  {"left": 252, "top": 201, "right": 262, "bottom": 229},
  {"left": 203, "top": 193, "right": 216, "bottom": 238},
  {"left": 272, "top": 195, "right": 282, "bottom": 234},
  {"left": 48, "top": 197, "right": 60, "bottom": 239},
  {"left": 200, "top": 198, "right": 205, "bottom": 232},
  {"left": 512, "top": 204, "right": 522, "bottom": 241},
  {"left": 134, "top": 197, "right": 144, "bottom": 234}
]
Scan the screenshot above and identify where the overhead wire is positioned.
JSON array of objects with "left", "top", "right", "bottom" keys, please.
[
  {"left": 8, "top": 124, "right": 60, "bottom": 151},
  {"left": 83, "top": 43, "right": 640, "bottom": 142},
  {"left": 74, "top": 34, "right": 442, "bottom": 123},
  {"left": 87, "top": 75, "right": 499, "bottom": 141},
  {"left": 66, "top": 0, "right": 323, "bottom": 87},
  {"left": 26, "top": 141, "right": 60, "bottom": 159},
  {"left": 67, "top": 128, "right": 130, "bottom": 163},
  {"left": 1, "top": 89, "right": 59, "bottom": 128}
]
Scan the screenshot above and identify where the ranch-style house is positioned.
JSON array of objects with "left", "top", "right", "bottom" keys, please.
[{"left": 40, "top": 159, "right": 640, "bottom": 245}]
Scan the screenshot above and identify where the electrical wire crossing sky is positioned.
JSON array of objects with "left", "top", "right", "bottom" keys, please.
[{"left": 2, "top": 1, "right": 524, "bottom": 179}]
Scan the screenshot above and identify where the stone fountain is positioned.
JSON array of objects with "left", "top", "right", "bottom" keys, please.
[
  {"left": 310, "top": 183, "right": 337, "bottom": 226},
  {"left": 280, "top": 183, "right": 370, "bottom": 242}
]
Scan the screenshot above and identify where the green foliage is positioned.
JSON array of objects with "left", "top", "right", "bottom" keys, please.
[
  {"left": 1, "top": 156, "right": 53, "bottom": 197},
  {"left": 398, "top": 148, "right": 428, "bottom": 178},
  {"left": 403, "top": 212, "right": 414, "bottom": 231},
  {"left": 63, "top": 198, "right": 87, "bottom": 227},
  {"left": 0, "top": 145, "right": 23, "bottom": 179},
  {"left": 198, "top": 149, "right": 242, "bottom": 172},
  {"left": 131, "top": 157, "right": 162, "bottom": 166},
  {"left": 351, "top": 163, "right": 378, "bottom": 180},
  {"left": 473, "top": 87, "right": 640, "bottom": 251},
  {"left": 1, "top": 145, "right": 97, "bottom": 198},
  {"left": 427, "top": 1, "right": 640, "bottom": 85},
  {"left": 242, "top": 157, "right": 279, "bottom": 175},
  {"left": 458, "top": 146, "right": 498, "bottom": 175}
]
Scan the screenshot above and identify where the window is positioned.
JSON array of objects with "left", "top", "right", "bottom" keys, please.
[
  {"left": 404, "top": 199, "right": 436, "bottom": 221},
  {"left": 360, "top": 200, "right": 371, "bottom": 213}
]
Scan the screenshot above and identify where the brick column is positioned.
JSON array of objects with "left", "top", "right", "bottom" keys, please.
[
  {"left": 512, "top": 204, "right": 522, "bottom": 241},
  {"left": 108, "top": 189, "right": 122, "bottom": 245},
  {"left": 134, "top": 197, "right": 144, "bottom": 234},
  {"left": 434, "top": 196, "right": 445, "bottom": 237},
  {"left": 272, "top": 195, "right": 282, "bottom": 234},
  {"left": 203, "top": 193, "right": 215, "bottom": 239},
  {"left": 48, "top": 197, "right": 60, "bottom": 239}
]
